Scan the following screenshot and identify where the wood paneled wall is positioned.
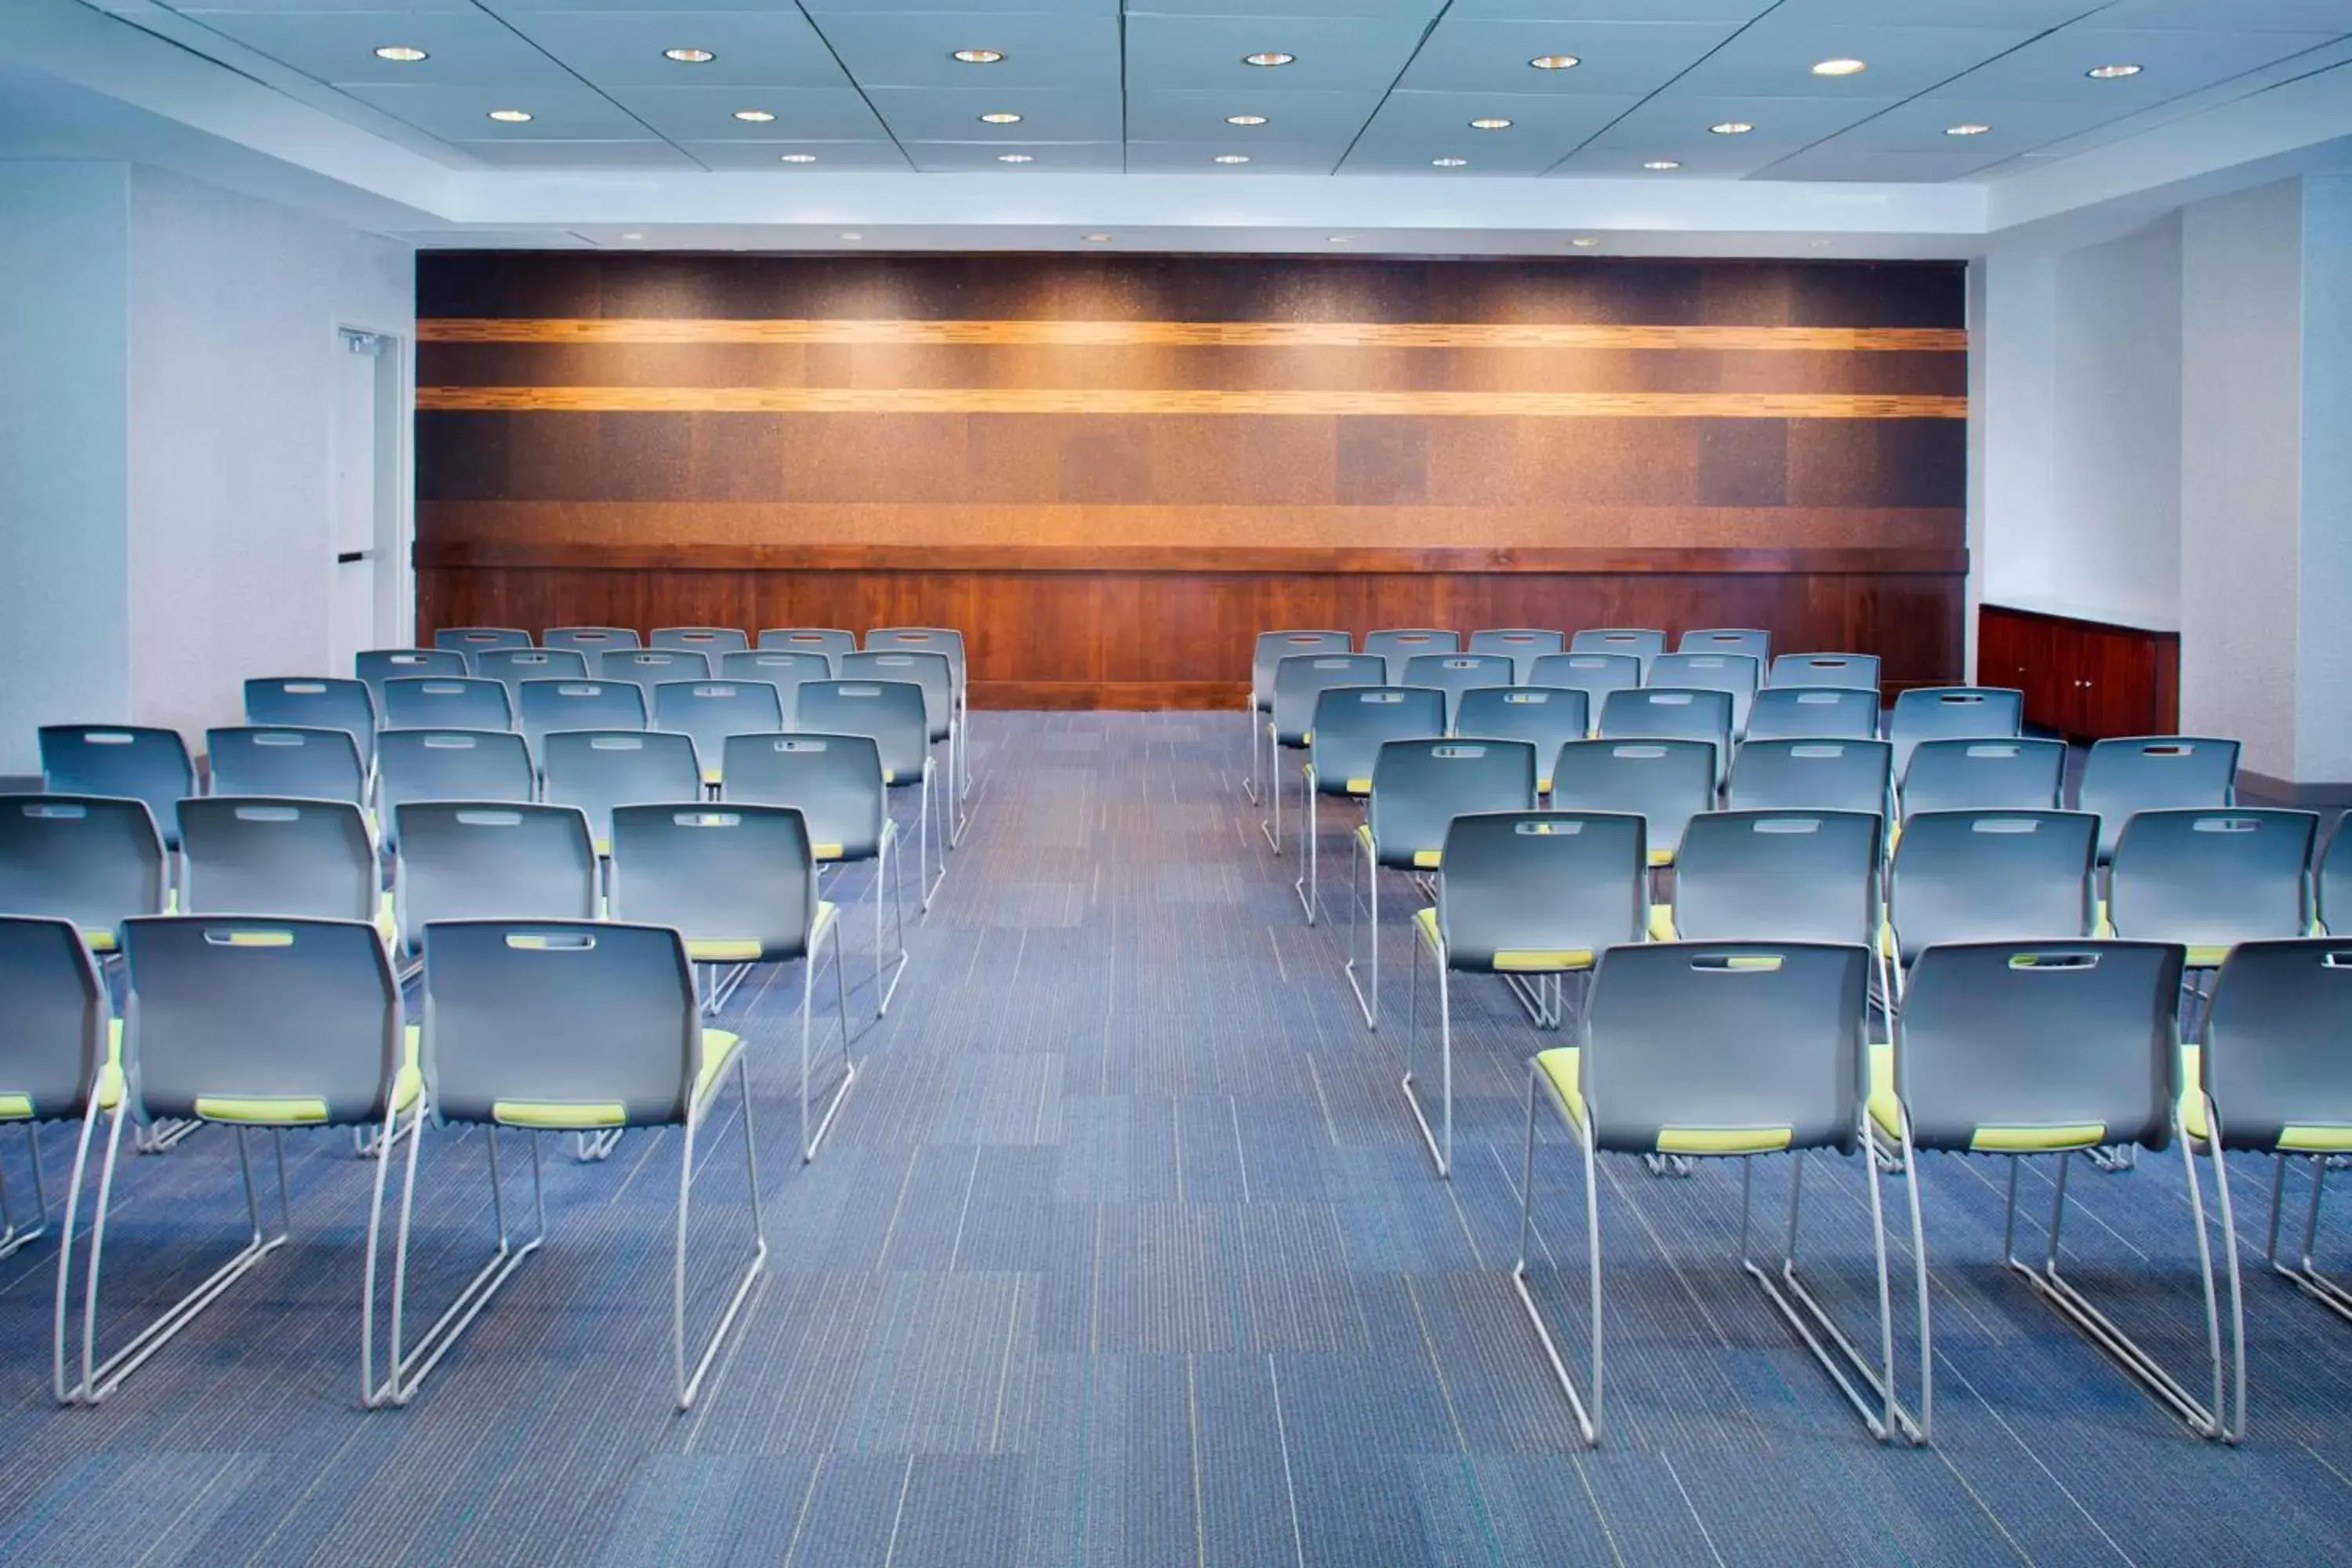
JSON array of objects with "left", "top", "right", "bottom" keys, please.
[{"left": 416, "top": 252, "right": 1967, "bottom": 707}]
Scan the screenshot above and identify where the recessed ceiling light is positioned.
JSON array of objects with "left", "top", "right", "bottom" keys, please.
[
  {"left": 1946, "top": 122, "right": 1992, "bottom": 136},
  {"left": 1710, "top": 121, "right": 1754, "bottom": 135},
  {"left": 997, "top": 152, "right": 1033, "bottom": 162},
  {"left": 1226, "top": 113, "right": 1269, "bottom": 126},
  {"left": 953, "top": 48, "right": 1004, "bottom": 64},
  {"left": 1811, "top": 57, "right": 1867, "bottom": 76},
  {"left": 620, "top": 232, "right": 643, "bottom": 241},
  {"left": 1529, "top": 54, "right": 1580, "bottom": 70},
  {"left": 1570, "top": 237, "right": 1599, "bottom": 247},
  {"left": 1327, "top": 235, "right": 1351, "bottom": 242},
  {"left": 1083, "top": 234, "right": 1112, "bottom": 242},
  {"left": 1214, "top": 153, "right": 1250, "bottom": 163},
  {"left": 1643, "top": 159, "right": 1681, "bottom": 170},
  {"left": 662, "top": 47, "right": 715, "bottom": 64},
  {"left": 779, "top": 152, "right": 818, "bottom": 162},
  {"left": 1243, "top": 51, "right": 1295, "bottom": 67},
  {"left": 978, "top": 111, "right": 1023, "bottom": 125},
  {"left": 733, "top": 108, "right": 775, "bottom": 122},
  {"left": 373, "top": 45, "right": 427, "bottom": 63},
  {"left": 1432, "top": 156, "right": 1469, "bottom": 167},
  {"left": 2086, "top": 62, "right": 2143, "bottom": 78},
  {"left": 486, "top": 108, "right": 532, "bottom": 123},
  {"left": 1469, "top": 117, "right": 1512, "bottom": 130}
]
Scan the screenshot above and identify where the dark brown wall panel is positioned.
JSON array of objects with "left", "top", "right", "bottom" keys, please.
[{"left": 416, "top": 252, "right": 1967, "bottom": 707}]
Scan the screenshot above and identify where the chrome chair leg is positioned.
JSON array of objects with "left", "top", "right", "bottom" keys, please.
[
  {"left": 1343, "top": 832, "right": 1380, "bottom": 1031},
  {"left": 0, "top": 1126, "right": 49, "bottom": 1260},
  {"left": 2266, "top": 1153, "right": 2352, "bottom": 1323},
  {"left": 677, "top": 1052, "right": 767, "bottom": 1410},
  {"left": 1511, "top": 1059, "right": 1602, "bottom": 1446},
  {"left": 1293, "top": 777, "right": 1321, "bottom": 925},
  {"left": 1400, "top": 927, "right": 1452, "bottom": 1177},
  {"left": 802, "top": 929, "right": 856, "bottom": 1163}
]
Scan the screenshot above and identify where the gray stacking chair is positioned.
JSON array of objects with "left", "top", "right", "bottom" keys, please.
[
  {"left": 1365, "top": 630, "right": 1458, "bottom": 684},
  {"left": 1548, "top": 739, "right": 1717, "bottom": 868},
  {"left": 841, "top": 650, "right": 960, "bottom": 843},
  {"left": 1646, "top": 652, "right": 1760, "bottom": 737},
  {"left": 1666, "top": 809, "right": 1889, "bottom": 1007},
  {"left": 1768, "top": 652, "right": 1879, "bottom": 692},
  {"left": 2323, "top": 822, "right": 2352, "bottom": 937},
  {"left": 652, "top": 681, "right": 785, "bottom": 789},
  {"left": 652, "top": 626, "right": 750, "bottom": 655},
  {"left": 1899, "top": 738, "right": 2065, "bottom": 822},
  {"left": 1349, "top": 738, "right": 1537, "bottom": 1032},
  {"left": 544, "top": 626, "right": 639, "bottom": 655},
  {"left": 1529, "top": 653, "right": 1639, "bottom": 728},
  {"left": 1745, "top": 685, "right": 1880, "bottom": 742},
  {"left": 55, "top": 914, "right": 411, "bottom": 1406},
  {"left": 611, "top": 804, "right": 852, "bottom": 1157},
  {"left": 724, "top": 732, "right": 906, "bottom": 1015},
  {"left": 1570, "top": 628, "right": 1665, "bottom": 675},
  {"left": 720, "top": 649, "right": 833, "bottom": 722},
  {"left": 244, "top": 679, "right": 378, "bottom": 774},
  {"left": 434, "top": 628, "right": 532, "bottom": 661},
  {"left": 540, "top": 730, "right": 702, "bottom": 857},
  {"left": 206, "top": 727, "right": 368, "bottom": 808},
  {"left": 1728, "top": 739, "right": 1892, "bottom": 819},
  {"left": 601, "top": 648, "right": 710, "bottom": 699},
  {"left": 0, "top": 795, "right": 168, "bottom": 955},
  {"left": 179, "top": 798, "right": 379, "bottom": 927},
  {"left": 473, "top": 648, "right": 590, "bottom": 713},
  {"left": 1263, "top": 652, "right": 1385, "bottom": 855},
  {"left": 1514, "top": 939, "right": 1915, "bottom": 1446},
  {"left": 1598, "top": 688, "right": 1733, "bottom": 784},
  {"left": 2078, "top": 737, "right": 2240, "bottom": 866},
  {"left": 517, "top": 679, "right": 647, "bottom": 763},
  {"left": 1244, "top": 631, "right": 1352, "bottom": 805},
  {"left": 1679, "top": 628, "right": 1769, "bottom": 662},
  {"left": 381, "top": 919, "right": 764, "bottom": 1412},
  {"left": 375, "top": 730, "right": 535, "bottom": 855},
  {"left": 2108, "top": 808, "right": 2318, "bottom": 971},
  {"left": 866, "top": 630, "right": 972, "bottom": 811},
  {"left": 1468, "top": 629, "right": 1565, "bottom": 684},
  {"left": 1294, "top": 686, "right": 1447, "bottom": 927},
  {"left": 760, "top": 626, "right": 858, "bottom": 659},
  {"left": 1400, "top": 652, "right": 1515, "bottom": 732},
  {"left": 1887, "top": 686, "right": 2023, "bottom": 780},
  {"left": 1886, "top": 811, "right": 2098, "bottom": 980},
  {"left": 392, "top": 801, "right": 598, "bottom": 967},
  {"left": 1452, "top": 688, "right": 1590, "bottom": 796},
  {"left": 797, "top": 679, "right": 945, "bottom": 911},
  {"left": 1406, "top": 810, "right": 1647, "bottom": 1177},
  {"left": 380, "top": 677, "right": 511, "bottom": 734},
  {"left": 2196, "top": 938, "right": 2352, "bottom": 1326},
  {"left": 0, "top": 915, "right": 114, "bottom": 1261},
  {"left": 1880, "top": 938, "right": 2239, "bottom": 1443},
  {"left": 358, "top": 648, "right": 466, "bottom": 711},
  {"left": 39, "top": 725, "right": 195, "bottom": 853}
]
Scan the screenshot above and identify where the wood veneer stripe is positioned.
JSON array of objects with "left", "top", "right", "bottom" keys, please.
[
  {"left": 418, "top": 318, "right": 1966, "bottom": 352},
  {"left": 417, "top": 385, "right": 1965, "bottom": 419}
]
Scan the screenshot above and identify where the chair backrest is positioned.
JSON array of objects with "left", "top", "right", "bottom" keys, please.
[
  {"left": 840, "top": 650, "right": 953, "bottom": 742},
  {"left": 1450, "top": 687, "right": 1590, "bottom": 792},
  {"left": 1899, "top": 738, "right": 2065, "bottom": 819},
  {"left": 1467, "top": 629, "right": 1565, "bottom": 684},
  {"left": 375, "top": 730, "right": 536, "bottom": 851},
  {"left": 1570, "top": 628, "right": 1665, "bottom": 673},
  {"left": 1365, "top": 738, "right": 1538, "bottom": 868},
  {"left": 434, "top": 627, "right": 532, "bottom": 658},
  {"left": 1251, "top": 630, "right": 1352, "bottom": 706},
  {"left": 2325, "top": 822, "right": 2352, "bottom": 937},
  {"left": 0, "top": 795, "right": 167, "bottom": 947},
  {"left": 177, "top": 797, "right": 376, "bottom": 924},
  {"left": 422, "top": 920, "right": 699, "bottom": 1128},
  {"left": 1645, "top": 652, "right": 1759, "bottom": 735},
  {"left": 1527, "top": 652, "right": 1639, "bottom": 716},
  {"left": 1399, "top": 653, "right": 1516, "bottom": 731},
  {"left": 1305, "top": 687, "right": 1446, "bottom": 797},
  {"left": 2109, "top": 808, "right": 2318, "bottom": 959},
  {"left": 122, "top": 915, "right": 401, "bottom": 1126},
  {"left": 1581, "top": 942, "right": 1868, "bottom": 1156},
  {"left": 1744, "top": 684, "right": 1879, "bottom": 742},
  {"left": 652, "top": 681, "right": 786, "bottom": 782},
  {"left": 473, "top": 647, "right": 591, "bottom": 708},
  {"left": 720, "top": 733, "right": 887, "bottom": 860},
  {"left": 795, "top": 680, "right": 931, "bottom": 785},
  {"left": 0, "top": 914, "right": 109, "bottom": 1120},
  {"left": 393, "top": 801, "right": 597, "bottom": 959},
  {"left": 1767, "top": 652, "right": 1879, "bottom": 692},
  {"left": 610, "top": 803, "right": 820, "bottom": 962},
  {"left": 517, "top": 679, "right": 648, "bottom": 757},
  {"left": 865, "top": 628, "right": 967, "bottom": 691},
  {"left": 1269, "top": 654, "right": 1385, "bottom": 746},
  {"left": 1888, "top": 810, "right": 2097, "bottom": 967},
  {"left": 1546, "top": 739, "right": 1718, "bottom": 865},
  {"left": 1726, "top": 739, "right": 1890, "bottom": 818},
  {"left": 720, "top": 650, "right": 834, "bottom": 720},
  {"left": 1887, "top": 686, "right": 2023, "bottom": 778},
  {"left": 38, "top": 725, "right": 194, "bottom": 850},
  {"left": 1678, "top": 628, "right": 1769, "bottom": 661},
  {"left": 651, "top": 626, "right": 750, "bottom": 655},
  {"left": 357, "top": 648, "right": 466, "bottom": 706},
  {"left": 1436, "top": 810, "right": 1647, "bottom": 970},
  {"left": 2201, "top": 939, "right": 2352, "bottom": 1152},
  {"left": 540, "top": 729, "right": 702, "bottom": 852},
  {"left": 1671, "top": 810, "right": 1882, "bottom": 946},
  {"left": 601, "top": 648, "right": 711, "bottom": 692},
  {"left": 243, "top": 678, "right": 376, "bottom": 769},
  {"left": 1896, "top": 940, "right": 2182, "bottom": 1153},
  {"left": 759, "top": 627, "right": 858, "bottom": 661},
  {"left": 1363, "top": 629, "right": 1458, "bottom": 684},
  {"left": 543, "top": 626, "right": 640, "bottom": 655},
  {"left": 2078, "top": 737, "right": 2240, "bottom": 863},
  {"left": 380, "top": 677, "right": 512, "bottom": 733},
  {"left": 1597, "top": 688, "right": 1733, "bottom": 780},
  {"left": 205, "top": 727, "right": 368, "bottom": 807}
]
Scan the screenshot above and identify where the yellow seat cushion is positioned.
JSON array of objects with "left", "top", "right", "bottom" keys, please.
[
  {"left": 1872, "top": 1040, "right": 2105, "bottom": 1150},
  {"left": 702, "top": 768, "right": 723, "bottom": 786},
  {"left": 1648, "top": 846, "right": 1675, "bottom": 868},
  {"left": 1535, "top": 1047, "right": 1584, "bottom": 1129},
  {"left": 1867, "top": 1040, "right": 1902, "bottom": 1142},
  {"left": 492, "top": 1028, "right": 741, "bottom": 1129},
  {"left": 82, "top": 929, "right": 116, "bottom": 954},
  {"left": 1648, "top": 904, "right": 1677, "bottom": 942},
  {"left": 689, "top": 939, "right": 764, "bottom": 963},
  {"left": 695, "top": 1029, "right": 746, "bottom": 1109}
]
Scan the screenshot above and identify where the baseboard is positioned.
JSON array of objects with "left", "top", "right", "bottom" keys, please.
[
  {"left": 2238, "top": 770, "right": 2352, "bottom": 808},
  {"left": 0, "top": 774, "right": 38, "bottom": 793}
]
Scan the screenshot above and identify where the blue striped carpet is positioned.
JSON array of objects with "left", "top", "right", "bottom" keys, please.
[{"left": 1, "top": 710, "right": 2349, "bottom": 1565}]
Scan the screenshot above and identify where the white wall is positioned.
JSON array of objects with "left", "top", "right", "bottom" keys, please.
[
  {"left": 126, "top": 166, "right": 412, "bottom": 746},
  {"left": 0, "top": 163, "right": 132, "bottom": 775},
  {"left": 2296, "top": 174, "right": 2352, "bottom": 783}
]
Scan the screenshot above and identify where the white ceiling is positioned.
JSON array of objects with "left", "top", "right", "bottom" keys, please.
[{"left": 72, "top": 0, "right": 2352, "bottom": 183}]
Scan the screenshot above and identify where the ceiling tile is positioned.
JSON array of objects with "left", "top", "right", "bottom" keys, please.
[
  {"left": 1547, "top": 136, "right": 1813, "bottom": 176},
  {"left": 597, "top": 85, "right": 890, "bottom": 141},
  {"left": 1443, "top": 1, "right": 1772, "bottom": 20},
  {"left": 799, "top": 0, "right": 1113, "bottom": 10},
  {"left": 862, "top": 86, "right": 1124, "bottom": 141},
  {"left": 1124, "top": 139, "right": 1349, "bottom": 171},
  {"left": 807, "top": 12, "right": 1121, "bottom": 90},
  {"left": 1398, "top": 16, "right": 1745, "bottom": 93},
  {"left": 1940, "top": 24, "right": 2344, "bottom": 100},
  {"left": 2095, "top": 0, "right": 2352, "bottom": 28},
  {"left": 1755, "top": 145, "right": 2021, "bottom": 180},
  {"left": 342, "top": 80, "right": 655, "bottom": 138},
  {"left": 1822, "top": 92, "right": 2127, "bottom": 153},
  {"left": 1127, "top": 0, "right": 1443, "bottom": 15},
  {"left": 172, "top": 8, "right": 576, "bottom": 86},
  {"left": 1122, "top": 13, "right": 1432, "bottom": 92},
  {"left": 450, "top": 138, "right": 699, "bottom": 168},
  {"left": 159, "top": 0, "right": 479, "bottom": 11},
  {"left": 1668, "top": 20, "right": 2045, "bottom": 99},
  {"left": 1348, "top": 87, "right": 1639, "bottom": 162},
  {"left": 900, "top": 138, "right": 1124, "bottom": 170},
  {"left": 1599, "top": 90, "right": 1900, "bottom": 144},
  {"left": 677, "top": 140, "right": 915, "bottom": 170},
  {"left": 1124, "top": 87, "right": 1386, "bottom": 139},
  {"left": 493, "top": 9, "right": 851, "bottom": 88},
  {"left": 1759, "top": 0, "right": 2106, "bottom": 24}
]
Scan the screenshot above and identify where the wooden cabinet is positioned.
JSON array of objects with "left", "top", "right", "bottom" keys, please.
[{"left": 1978, "top": 604, "right": 2179, "bottom": 739}]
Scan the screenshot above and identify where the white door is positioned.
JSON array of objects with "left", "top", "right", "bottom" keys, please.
[{"left": 328, "top": 328, "right": 404, "bottom": 673}]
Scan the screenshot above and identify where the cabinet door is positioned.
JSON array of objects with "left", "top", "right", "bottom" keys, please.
[{"left": 2075, "top": 626, "right": 2160, "bottom": 738}]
